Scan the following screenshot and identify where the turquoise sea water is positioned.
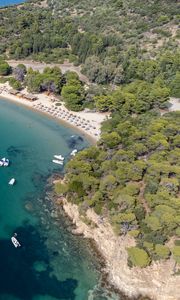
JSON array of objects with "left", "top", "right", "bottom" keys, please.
[
  {"left": 0, "top": 0, "right": 25, "bottom": 7},
  {"left": 0, "top": 98, "right": 120, "bottom": 300}
]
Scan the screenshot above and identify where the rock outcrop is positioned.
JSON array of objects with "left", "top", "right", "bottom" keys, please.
[{"left": 62, "top": 198, "right": 180, "bottom": 300}]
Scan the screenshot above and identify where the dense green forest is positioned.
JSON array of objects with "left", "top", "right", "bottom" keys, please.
[
  {"left": 57, "top": 110, "right": 180, "bottom": 268},
  {"left": 0, "top": 0, "right": 179, "bottom": 95},
  {"left": 0, "top": 0, "right": 180, "bottom": 268},
  {"left": 0, "top": 58, "right": 173, "bottom": 113}
]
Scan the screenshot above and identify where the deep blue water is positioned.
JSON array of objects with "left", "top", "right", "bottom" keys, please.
[
  {"left": 0, "top": 0, "right": 25, "bottom": 7},
  {"left": 0, "top": 98, "right": 121, "bottom": 300}
]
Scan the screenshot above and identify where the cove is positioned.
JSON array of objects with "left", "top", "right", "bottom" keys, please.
[{"left": 0, "top": 98, "right": 102, "bottom": 300}]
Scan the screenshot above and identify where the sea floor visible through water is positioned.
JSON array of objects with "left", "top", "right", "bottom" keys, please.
[{"left": 0, "top": 98, "right": 121, "bottom": 300}]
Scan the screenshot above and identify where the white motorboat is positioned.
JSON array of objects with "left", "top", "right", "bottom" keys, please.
[
  {"left": 9, "top": 178, "right": 16, "bottom": 185},
  {"left": 70, "top": 149, "right": 77, "bottom": 156},
  {"left": 11, "top": 236, "right": 21, "bottom": 248},
  {"left": 1, "top": 157, "right": 10, "bottom": 166},
  {"left": 54, "top": 155, "right": 64, "bottom": 160},
  {"left": 52, "top": 159, "right": 63, "bottom": 165}
]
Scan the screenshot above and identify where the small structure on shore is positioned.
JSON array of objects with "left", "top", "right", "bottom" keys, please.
[
  {"left": 9, "top": 89, "right": 19, "bottom": 95},
  {"left": 23, "top": 94, "right": 37, "bottom": 101}
]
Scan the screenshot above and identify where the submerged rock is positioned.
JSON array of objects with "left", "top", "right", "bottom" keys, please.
[
  {"left": 66, "top": 135, "right": 84, "bottom": 149},
  {"left": 31, "top": 172, "right": 47, "bottom": 188},
  {"left": 25, "top": 201, "right": 34, "bottom": 212},
  {"left": 7, "top": 145, "right": 26, "bottom": 157},
  {"left": 33, "top": 261, "right": 48, "bottom": 272},
  {"left": 72, "top": 228, "right": 84, "bottom": 236}
]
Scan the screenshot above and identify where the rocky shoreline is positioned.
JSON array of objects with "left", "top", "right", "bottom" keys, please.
[
  {"left": 48, "top": 175, "right": 180, "bottom": 300},
  {"left": 61, "top": 198, "right": 180, "bottom": 300},
  {"left": 61, "top": 198, "right": 151, "bottom": 300}
]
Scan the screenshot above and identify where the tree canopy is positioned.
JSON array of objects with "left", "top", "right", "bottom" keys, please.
[{"left": 57, "top": 111, "right": 180, "bottom": 266}]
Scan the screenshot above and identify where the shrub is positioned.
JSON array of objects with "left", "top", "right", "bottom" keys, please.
[
  {"left": 9, "top": 77, "right": 22, "bottom": 90},
  {"left": 128, "top": 230, "right": 140, "bottom": 238},
  {"left": 172, "top": 246, "right": 180, "bottom": 263},
  {"left": 54, "top": 182, "right": 68, "bottom": 194},
  {"left": 175, "top": 228, "right": 180, "bottom": 237},
  {"left": 127, "top": 247, "right": 151, "bottom": 268},
  {"left": 0, "top": 61, "right": 11, "bottom": 76},
  {"left": 157, "top": 15, "right": 170, "bottom": 25},
  {"left": 154, "top": 244, "right": 170, "bottom": 259}
]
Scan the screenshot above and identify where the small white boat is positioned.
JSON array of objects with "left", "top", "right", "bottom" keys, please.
[
  {"left": 54, "top": 155, "right": 64, "bottom": 160},
  {"left": 9, "top": 178, "right": 16, "bottom": 185},
  {"left": 70, "top": 149, "right": 77, "bottom": 156},
  {"left": 11, "top": 236, "right": 21, "bottom": 248},
  {"left": 1, "top": 157, "right": 10, "bottom": 167},
  {"left": 52, "top": 159, "right": 63, "bottom": 165}
]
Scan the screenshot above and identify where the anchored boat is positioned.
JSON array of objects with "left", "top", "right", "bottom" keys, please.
[
  {"left": 11, "top": 235, "right": 21, "bottom": 248},
  {"left": 52, "top": 159, "right": 63, "bottom": 165},
  {"left": 54, "top": 154, "right": 64, "bottom": 160},
  {"left": 0, "top": 157, "right": 10, "bottom": 167},
  {"left": 9, "top": 178, "right": 16, "bottom": 185}
]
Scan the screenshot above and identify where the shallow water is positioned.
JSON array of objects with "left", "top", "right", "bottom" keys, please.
[{"left": 0, "top": 99, "right": 107, "bottom": 300}]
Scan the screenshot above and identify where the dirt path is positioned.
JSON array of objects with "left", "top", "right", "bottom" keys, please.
[{"left": 7, "top": 60, "right": 90, "bottom": 84}]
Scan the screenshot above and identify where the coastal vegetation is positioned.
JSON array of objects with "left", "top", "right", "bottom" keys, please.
[
  {"left": 0, "top": 58, "right": 87, "bottom": 111},
  {"left": 57, "top": 110, "right": 180, "bottom": 268},
  {"left": 0, "top": 0, "right": 180, "bottom": 270},
  {"left": 0, "top": 58, "right": 11, "bottom": 75},
  {"left": 0, "top": 57, "right": 177, "bottom": 114}
]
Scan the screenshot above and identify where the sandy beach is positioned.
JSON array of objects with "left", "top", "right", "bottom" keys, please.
[{"left": 0, "top": 82, "right": 108, "bottom": 141}]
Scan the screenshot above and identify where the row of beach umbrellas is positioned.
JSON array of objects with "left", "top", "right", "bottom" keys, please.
[{"left": 33, "top": 103, "right": 99, "bottom": 136}]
